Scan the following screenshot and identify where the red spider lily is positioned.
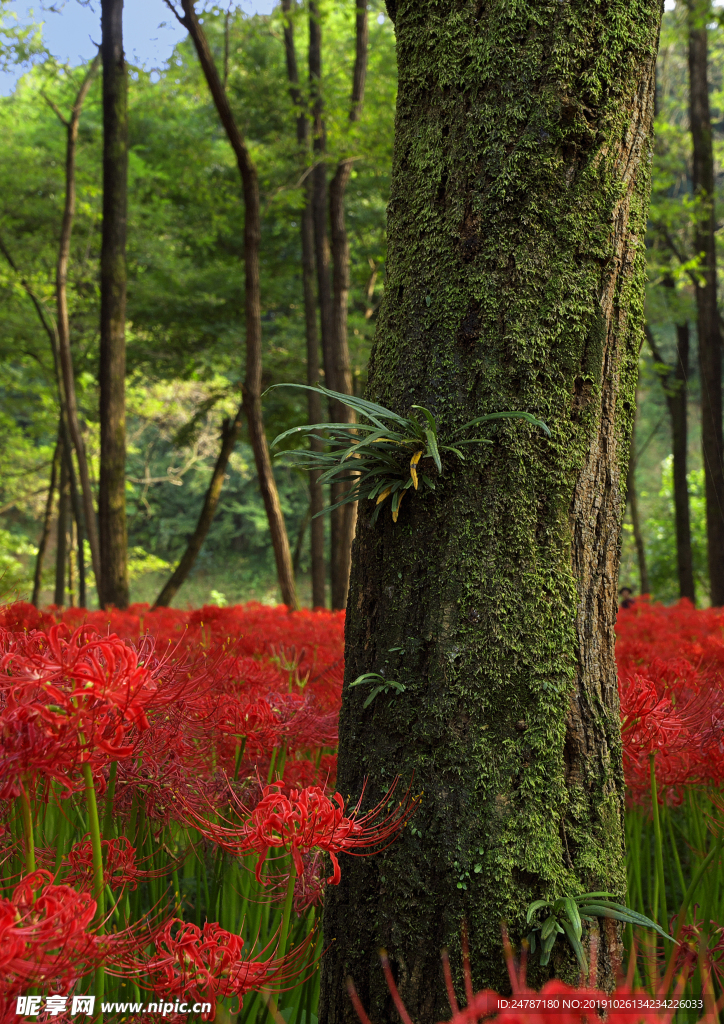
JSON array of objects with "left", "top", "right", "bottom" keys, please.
[
  {"left": 668, "top": 907, "right": 724, "bottom": 987},
  {"left": 65, "top": 834, "right": 139, "bottom": 891},
  {"left": 270, "top": 850, "right": 327, "bottom": 914},
  {"left": 0, "top": 869, "right": 101, "bottom": 995},
  {"left": 620, "top": 674, "right": 687, "bottom": 757},
  {"left": 0, "top": 626, "right": 159, "bottom": 793},
  {"left": 188, "top": 778, "right": 418, "bottom": 885},
  {"left": 108, "top": 918, "right": 312, "bottom": 1020}
]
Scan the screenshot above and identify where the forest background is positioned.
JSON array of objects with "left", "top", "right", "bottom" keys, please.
[{"left": 0, "top": 0, "right": 713, "bottom": 610}]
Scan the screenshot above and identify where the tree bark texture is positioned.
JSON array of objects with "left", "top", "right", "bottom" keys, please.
[
  {"left": 99, "top": 0, "right": 130, "bottom": 609},
  {"left": 687, "top": 1, "right": 724, "bottom": 606},
  {"left": 320, "top": 2, "right": 661, "bottom": 1020},
  {"left": 177, "top": 0, "right": 297, "bottom": 610},
  {"left": 153, "top": 406, "right": 243, "bottom": 608},
  {"left": 645, "top": 324, "right": 695, "bottom": 603},
  {"left": 327, "top": 0, "right": 369, "bottom": 611},
  {"left": 283, "top": 0, "right": 326, "bottom": 608},
  {"left": 32, "top": 439, "right": 60, "bottom": 608},
  {"left": 626, "top": 414, "right": 650, "bottom": 598}
]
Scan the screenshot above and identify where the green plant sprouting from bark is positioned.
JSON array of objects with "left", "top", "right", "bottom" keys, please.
[
  {"left": 525, "top": 892, "right": 676, "bottom": 975},
  {"left": 269, "top": 385, "right": 550, "bottom": 523}
]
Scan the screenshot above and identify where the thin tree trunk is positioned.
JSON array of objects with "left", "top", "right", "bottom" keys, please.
[
  {"left": 44, "top": 55, "right": 103, "bottom": 606},
  {"left": 292, "top": 507, "right": 311, "bottom": 577},
  {"left": 68, "top": 456, "right": 87, "bottom": 608},
  {"left": 0, "top": 234, "right": 92, "bottom": 608},
  {"left": 326, "top": 0, "right": 369, "bottom": 610},
  {"left": 320, "top": 0, "right": 661, "bottom": 1017},
  {"left": 282, "top": 0, "right": 326, "bottom": 607},
  {"left": 32, "top": 438, "right": 61, "bottom": 608},
  {"left": 687, "top": 0, "right": 724, "bottom": 605},
  {"left": 99, "top": 0, "right": 130, "bottom": 609},
  {"left": 67, "top": 512, "right": 76, "bottom": 606},
  {"left": 309, "top": 0, "right": 352, "bottom": 608},
  {"left": 174, "top": 0, "right": 297, "bottom": 609},
  {"left": 626, "top": 414, "right": 650, "bottom": 597},
  {"left": 645, "top": 323, "right": 696, "bottom": 602},
  {"left": 153, "top": 406, "right": 243, "bottom": 608},
  {"left": 55, "top": 452, "right": 70, "bottom": 607}
]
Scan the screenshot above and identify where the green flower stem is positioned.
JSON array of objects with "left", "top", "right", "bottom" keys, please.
[
  {"left": 276, "top": 744, "right": 287, "bottom": 781},
  {"left": 277, "top": 862, "right": 297, "bottom": 960},
  {"left": 82, "top": 762, "right": 105, "bottom": 1019},
  {"left": 649, "top": 753, "right": 668, "bottom": 927},
  {"left": 102, "top": 762, "right": 117, "bottom": 839},
  {"left": 672, "top": 844, "right": 719, "bottom": 942},
  {"left": 19, "top": 788, "right": 35, "bottom": 875},
  {"left": 267, "top": 747, "right": 278, "bottom": 784},
  {"left": 233, "top": 738, "right": 247, "bottom": 783},
  {"left": 665, "top": 805, "right": 686, "bottom": 904}
]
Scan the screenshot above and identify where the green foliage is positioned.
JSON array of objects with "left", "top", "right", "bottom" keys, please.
[
  {"left": 0, "top": 1, "right": 396, "bottom": 604},
  {"left": 271, "top": 384, "right": 550, "bottom": 524},
  {"left": 645, "top": 461, "right": 708, "bottom": 601},
  {"left": 525, "top": 892, "right": 674, "bottom": 974},
  {"left": 0, "top": 526, "right": 37, "bottom": 597},
  {"left": 348, "top": 672, "right": 406, "bottom": 707}
]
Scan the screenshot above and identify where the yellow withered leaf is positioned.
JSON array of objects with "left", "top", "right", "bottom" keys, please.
[
  {"left": 392, "top": 490, "right": 406, "bottom": 523},
  {"left": 409, "top": 449, "right": 423, "bottom": 490},
  {"left": 376, "top": 487, "right": 392, "bottom": 505}
]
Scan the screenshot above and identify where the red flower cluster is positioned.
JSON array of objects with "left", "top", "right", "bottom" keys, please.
[
  {"left": 65, "top": 835, "right": 139, "bottom": 891},
  {"left": 0, "top": 625, "right": 157, "bottom": 795},
  {"left": 0, "top": 870, "right": 101, "bottom": 996},
  {"left": 0, "top": 602, "right": 345, "bottom": 820},
  {"left": 617, "top": 599, "right": 724, "bottom": 800},
  {"left": 110, "top": 918, "right": 305, "bottom": 1019},
  {"left": 190, "top": 779, "right": 417, "bottom": 886}
]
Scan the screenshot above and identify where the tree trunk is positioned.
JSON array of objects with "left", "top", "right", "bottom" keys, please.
[
  {"left": 282, "top": 0, "right": 326, "bottom": 608},
  {"left": 153, "top": 406, "right": 243, "bottom": 608},
  {"left": 99, "top": 0, "right": 130, "bottom": 609},
  {"left": 672, "top": 323, "right": 695, "bottom": 602},
  {"left": 626, "top": 413, "right": 650, "bottom": 597},
  {"left": 32, "top": 438, "right": 60, "bottom": 608},
  {"left": 177, "top": 0, "right": 297, "bottom": 610},
  {"left": 55, "top": 451, "right": 70, "bottom": 607},
  {"left": 309, "top": 0, "right": 352, "bottom": 609},
  {"left": 687, "top": 0, "right": 724, "bottom": 606},
  {"left": 68, "top": 454, "right": 87, "bottom": 608},
  {"left": 326, "top": 0, "right": 369, "bottom": 611},
  {"left": 37, "top": 57, "right": 103, "bottom": 608},
  {"left": 320, "top": 1, "right": 661, "bottom": 1019},
  {"left": 0, "top": 230, "right": 92, "bottom": 609},
  {"left": 645, "top": 323, "right": 695, "bottom": 603}
]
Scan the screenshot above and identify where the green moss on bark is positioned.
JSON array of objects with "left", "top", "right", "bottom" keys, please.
[{"left": 320, "top": 2, "right": 661, "bottom": 1022}]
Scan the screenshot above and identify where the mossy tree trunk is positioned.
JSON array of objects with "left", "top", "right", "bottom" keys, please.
[{"left": 320, "top": 1, "right": 661, "bottom": 1021}]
